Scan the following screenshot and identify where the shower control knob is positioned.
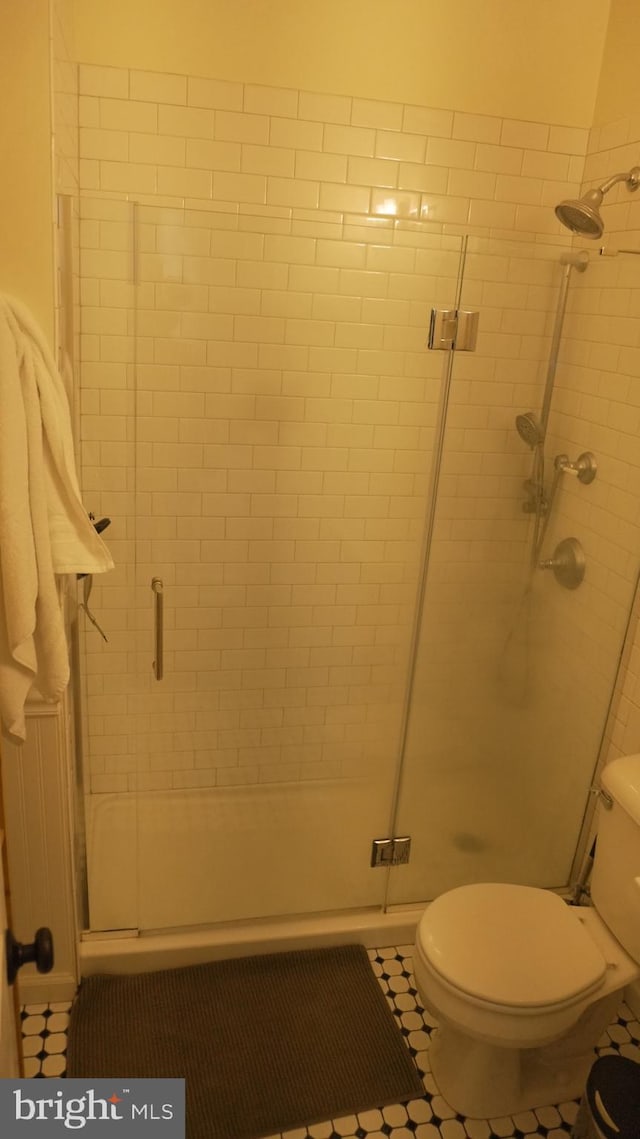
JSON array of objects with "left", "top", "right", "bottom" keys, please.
[
  {"left": 554, "top": 451, "right": 597, "bottom": 484},
  {"left": 538, "top": 537, "right": 586, "bottom": 590},
  {"left": 5, "top": 927, "right": 54, "bottom": 986}
]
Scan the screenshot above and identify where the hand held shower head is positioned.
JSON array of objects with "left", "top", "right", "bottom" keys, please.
[{"left": 515, "top": 412, "right": 543, "bottom": 449}]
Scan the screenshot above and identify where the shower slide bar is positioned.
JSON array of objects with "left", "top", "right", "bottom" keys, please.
[{"left": 151, "top": 577, "right": 164, "bottom": 680}]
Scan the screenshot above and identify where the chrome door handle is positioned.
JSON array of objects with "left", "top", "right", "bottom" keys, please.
[{"left": 152, "top": 577, "right": 164, "bottom": 680}]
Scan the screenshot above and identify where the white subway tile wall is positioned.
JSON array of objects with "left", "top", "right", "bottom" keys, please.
[
  {"left": 567, "top": 116, "right": 640, "bottom": 773},
  {"left": 76, "top": 65, "right": 594, "bottom": 797},
  {"left": 79, "top": 200, "right": 461, "bottom": 794},
  {"left": 382, "top": 231, "right": 631, "bottom": 901},
  {"left": 75, "top": 64, "right": 589, "bottom": 233}
]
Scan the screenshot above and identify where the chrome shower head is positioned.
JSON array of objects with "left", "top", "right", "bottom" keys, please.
[
  {"left": 515, "top": 412, "right": 543, "bottom": 449},
  {"left": 555, "top": 189, "right": 604, "bottom": 238},
  {"left": 555, "top": 167, "right": 640, "bottom": 239}
]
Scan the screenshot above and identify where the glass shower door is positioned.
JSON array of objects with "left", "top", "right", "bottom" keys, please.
[
  {"left": 78, "top": 197, "right": 466, "bottom": 931},
  {"left": 387, "top": 236, "right": 640, "bottom": 905},
  {"left": 77, "top": 197, "right": 140, "bottom": 932}
]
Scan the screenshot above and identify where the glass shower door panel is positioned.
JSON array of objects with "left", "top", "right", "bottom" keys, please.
[
  {"left": 125, "top": 205, "right": 464, "bottom": 930},
  {"left": 77, "top": 197, "right": 140, "bottom": 931},
  {"left": 387, "top": 237, "right": 640, "bottom": 905}
]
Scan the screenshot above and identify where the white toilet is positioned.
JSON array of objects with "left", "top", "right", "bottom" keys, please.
[{"left": 413, "top": 753, "right": 640, "bottom": 1118}]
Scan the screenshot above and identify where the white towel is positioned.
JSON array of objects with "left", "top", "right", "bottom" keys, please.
[{"left": 0, "top": 295, "right": 114, "bottom": 743}]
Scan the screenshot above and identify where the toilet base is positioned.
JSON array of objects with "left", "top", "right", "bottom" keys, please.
[{"left": 429, "top": 990, "right": 622, "bottom": 1118}]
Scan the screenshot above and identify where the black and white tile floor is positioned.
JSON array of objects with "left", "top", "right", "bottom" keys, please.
[
  {"left": 20, "top": 1001, "right": 71, "bottom": 1078},
  {"left": 20, "top": 944, "right": 640, "bottom": 1139}
]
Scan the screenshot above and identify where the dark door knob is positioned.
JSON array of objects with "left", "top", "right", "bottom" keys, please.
[{"left": 5, "top": 928, "right": 54, "bottom": 986}]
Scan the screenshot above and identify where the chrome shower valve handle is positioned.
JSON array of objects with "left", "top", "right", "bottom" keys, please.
[{"left": 554, "top": 451, "right": 597, "bottom": 485}]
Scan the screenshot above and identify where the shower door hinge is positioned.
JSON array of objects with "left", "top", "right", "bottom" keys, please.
[
  {"left": 428, "top": 308, "right": 479, "bottom": 351},
  {"left": 370, "top": 836, "right": 412, "bottom": 867}
]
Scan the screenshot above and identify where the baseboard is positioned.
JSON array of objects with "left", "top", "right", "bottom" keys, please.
[{"left": 16, "top": 971, "right": 77, "bottom": 1006}]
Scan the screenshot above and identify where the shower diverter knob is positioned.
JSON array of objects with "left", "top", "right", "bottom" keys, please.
[{"left": 538, "top": 537, "right": 586, "bottom": 590}]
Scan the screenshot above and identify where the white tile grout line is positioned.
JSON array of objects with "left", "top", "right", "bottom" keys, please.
[{"left": 19, "top": 945, "right": 640, "bottom": 1138}]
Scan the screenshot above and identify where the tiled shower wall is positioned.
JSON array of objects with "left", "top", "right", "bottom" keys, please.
[
  {"left": 567, "top": 115, "right": 640, "bottom": 771},
  {"left": 80, "top": 203, "right": 459, "bottom": 795},
  {"left": 76, "top": 63, "right": 592, "bottom": 795},
  {"left": 493, "top": 228, "right": 640, "bottom": 874},
  {"left": 77, "top": 65, "right": 588, "bottom": 229}
]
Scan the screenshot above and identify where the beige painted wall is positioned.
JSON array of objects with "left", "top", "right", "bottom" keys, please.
[
  {"left": 593, "top": 0, "right": 640, "bottom": 124},
  {"left": 0, "top": 0, "right": 55, "bottom": 343},
  {"left": 73, "top": 0, "right": 610, "bottom": 128}
]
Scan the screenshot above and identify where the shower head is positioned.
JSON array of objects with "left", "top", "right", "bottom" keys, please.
[
  {"left": 555, "top": 167, "right": 640, "bottom": 238},
  {"left": 515, "top": 412, "right": 543, "bottom": 449},
  {"left": 555, "top": 189, "right": 605, "bottom": 238}
]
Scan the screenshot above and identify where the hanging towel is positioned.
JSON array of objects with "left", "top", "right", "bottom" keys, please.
[{"left": 0, "top": 294, "right": 114, "bottom": 743}]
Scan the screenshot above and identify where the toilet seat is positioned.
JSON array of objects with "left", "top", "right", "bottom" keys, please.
[{"left": 418, "top": 883, "right": 607, "bottom": 1009}]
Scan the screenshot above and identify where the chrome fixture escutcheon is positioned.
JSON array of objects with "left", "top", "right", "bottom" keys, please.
[{"left": 539, "top": 537, "right": 586, "bottom": 590}]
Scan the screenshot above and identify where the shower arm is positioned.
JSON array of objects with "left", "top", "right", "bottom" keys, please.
[{"left": 598, "top": 169, "right": 640, "bottom": 195}]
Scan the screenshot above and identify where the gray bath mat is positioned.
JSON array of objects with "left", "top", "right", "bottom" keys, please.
[{"left": 66, "top": 943, "right": 423, "bottom": 1139}]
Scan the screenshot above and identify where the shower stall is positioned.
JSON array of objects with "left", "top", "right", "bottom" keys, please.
[{"left": 70, "top": 195, "right": 640, "bottom": 965}]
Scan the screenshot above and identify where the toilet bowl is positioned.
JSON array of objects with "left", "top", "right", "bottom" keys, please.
[{"left": 413, "top": 883, "right": 638, "bottom": 1118}]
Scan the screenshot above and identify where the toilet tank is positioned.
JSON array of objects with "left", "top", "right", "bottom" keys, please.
[{"left": 590, "top": 754, "right": 640, "bottom": 963}]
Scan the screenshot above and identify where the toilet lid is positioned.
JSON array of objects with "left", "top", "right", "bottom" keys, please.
[{"left": 418, "top": 883, "right": 607, "bottom": 1008}]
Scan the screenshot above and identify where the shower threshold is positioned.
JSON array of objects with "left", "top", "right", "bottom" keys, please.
[{"left": 79, "top": 906, "right": 425, "bottom": 976}]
